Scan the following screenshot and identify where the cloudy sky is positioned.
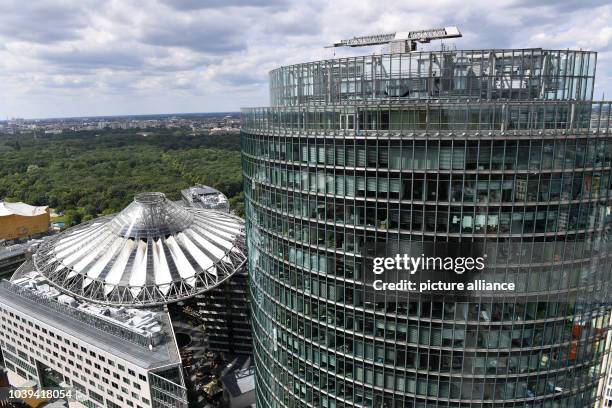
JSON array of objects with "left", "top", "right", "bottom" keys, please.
[{"left": 0, "top": 0, "right": 610, "bottom": 119}]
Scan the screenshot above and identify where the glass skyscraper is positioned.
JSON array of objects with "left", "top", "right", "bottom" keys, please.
[{"left": 241, "top": 48, "right": 612, "bottom": 407}]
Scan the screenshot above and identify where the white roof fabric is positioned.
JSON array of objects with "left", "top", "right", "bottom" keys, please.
[
  {"left": 32, "top": 192, "right": 246, "bottom": 307},
  {"left": 0, "top": 202, "right": 48, "bottom": 217}
]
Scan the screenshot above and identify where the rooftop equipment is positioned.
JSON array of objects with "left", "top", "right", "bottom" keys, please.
[{"left": 326, "top": 26, "right": 462, "bottom": 52}]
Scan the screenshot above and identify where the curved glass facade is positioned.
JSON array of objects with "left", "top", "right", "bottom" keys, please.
[{"left": 242, "top": 48, "right": 612, "bottom": 408}]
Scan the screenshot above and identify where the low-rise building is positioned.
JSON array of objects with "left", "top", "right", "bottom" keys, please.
[
  {"left": 181, "top": 185, "right": 230, "bottom": 212},
  {"left": 0, "top": 245, "right": 28, "bottom": 282},
  {"left": 0, "top": 202, "right": 49, "bottom": 241},
  {"left": 0, "top": 273, "right": 181, "bottom": 408}
]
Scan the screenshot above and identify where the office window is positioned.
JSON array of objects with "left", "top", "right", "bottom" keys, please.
[{"left": 89, "top": 390, "right": 104, "bottom": 404}]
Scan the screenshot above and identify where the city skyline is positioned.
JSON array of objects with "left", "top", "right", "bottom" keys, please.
[{"left": 0, "top": 0, "right": 611, "bottom": 119}]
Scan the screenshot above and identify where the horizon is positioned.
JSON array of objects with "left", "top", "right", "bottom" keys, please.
[{"left": 0, "top": 110, "right": 241, "bottom": 122}]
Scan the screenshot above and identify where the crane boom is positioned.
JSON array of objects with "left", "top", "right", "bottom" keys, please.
[{"left": 326, "top": 26, "right": 462, "bottom": 50}]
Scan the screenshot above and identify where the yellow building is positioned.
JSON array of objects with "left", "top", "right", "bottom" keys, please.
[{"left": 0, "top": 202, "right": 49, "bottom": 240}]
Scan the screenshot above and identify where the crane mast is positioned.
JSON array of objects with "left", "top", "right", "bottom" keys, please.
[{"left": 327, "top": 26, "right": 462, "bottom": 52}]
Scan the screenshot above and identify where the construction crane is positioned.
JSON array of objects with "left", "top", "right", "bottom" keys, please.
[{"left": 326, "top": 26, "right": 462, "bottom": 52}]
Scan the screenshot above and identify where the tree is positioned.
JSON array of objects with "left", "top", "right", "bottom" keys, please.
[{"left": 64, "top": 210, "right": 82, "bottom": 226}]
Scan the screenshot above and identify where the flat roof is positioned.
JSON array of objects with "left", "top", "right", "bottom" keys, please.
[
  {"left": 0, "top": 240, "right": 43, "bottom": 262},
  {"left": 181, "top": 185, "right": 230, "bottom": 212},
  {"left": 181, "top": 185, "right": 220, "bottom": 196},
  {"left": 0, "top": 283, "right": 180, "bottom": 370},
  {"left": 0, "top": 245, "right": 27, "bottom": 262},
  {"left": 12, "top": 273, "right": 165, "bottom": 337},
  {"left": 220, "top": 355, "right": 255, "bottom": 398}
]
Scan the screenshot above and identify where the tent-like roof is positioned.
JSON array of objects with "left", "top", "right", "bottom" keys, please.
[
  {"left": 33, "top": 192, "right": 246, "bottom": 307},
  {"left": 0, "top": 202, "right": 48, "bottom": 217}
]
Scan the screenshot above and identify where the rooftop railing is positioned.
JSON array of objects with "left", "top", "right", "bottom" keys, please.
[{"left": 242, "top": 100, "right": 612, "bottom": 135}]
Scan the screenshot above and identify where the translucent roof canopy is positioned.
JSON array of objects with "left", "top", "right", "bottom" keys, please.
[{"left": 34, "top": 193, "right": 246, "bottom": 307}]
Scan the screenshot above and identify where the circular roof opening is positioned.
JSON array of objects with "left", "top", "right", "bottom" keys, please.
[{"left": 134, "top": 192, "right": 166, "bottom": 205}]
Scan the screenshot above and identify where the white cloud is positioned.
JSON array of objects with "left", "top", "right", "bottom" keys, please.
[{"left": 0, "top": 0, "right": 610, "bottom": 118}]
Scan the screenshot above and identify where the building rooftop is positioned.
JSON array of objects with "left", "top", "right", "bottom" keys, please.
[
  {"left": 266, "top": 48, "right": 597, "bottom": 106},
  {"left": 32, "top": 192, "right": 246, "bottom": 306},
  {"left": 0, "top": 244, "right": 27, "bottom": 262},
  {"left": 0, "top": 275, "right": 180, "bottom": 369},
  {"left": 0, "top": 240, "right": 43, "bottom": 262},
  {"left": 0, "top": 202, "right": 48, "bottom": 217},
  {"left": 181, "top": 185, "right": 230, "bottom": 212},
  {"left": 11, "top": 272, "right": 165, "bottom": 339},
  {"left": 220, "top": 356, "right": 255, "bottom": 398}
]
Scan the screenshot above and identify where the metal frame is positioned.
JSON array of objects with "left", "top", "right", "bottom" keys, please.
[{"left": 31, "top": 195, "right": 247, "bottom": 307}]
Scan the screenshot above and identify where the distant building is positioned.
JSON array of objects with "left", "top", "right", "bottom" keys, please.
[
  {"left": 209, "top": 127, "right": 240, "bottom": 135},
  {"left": 181, "top": 185, "right": 251, "bottom": 356},
  {"left": 196, "top": 265, "right": 251, "bottom": 356},
  {"left": 0, "top": 241, "right": 41, "bottom": 282},
  {"left": 181, "top": 184, "right": 230, "bottom": 212},
  {"left": 7, "top": 118, "right": 24, "bottom": 126},
  {"left": 0, "top": 202, "right": 49, "bottom": 241},
  {"left": 0, "top": 246, "right": 27, "bottom": 282}
]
